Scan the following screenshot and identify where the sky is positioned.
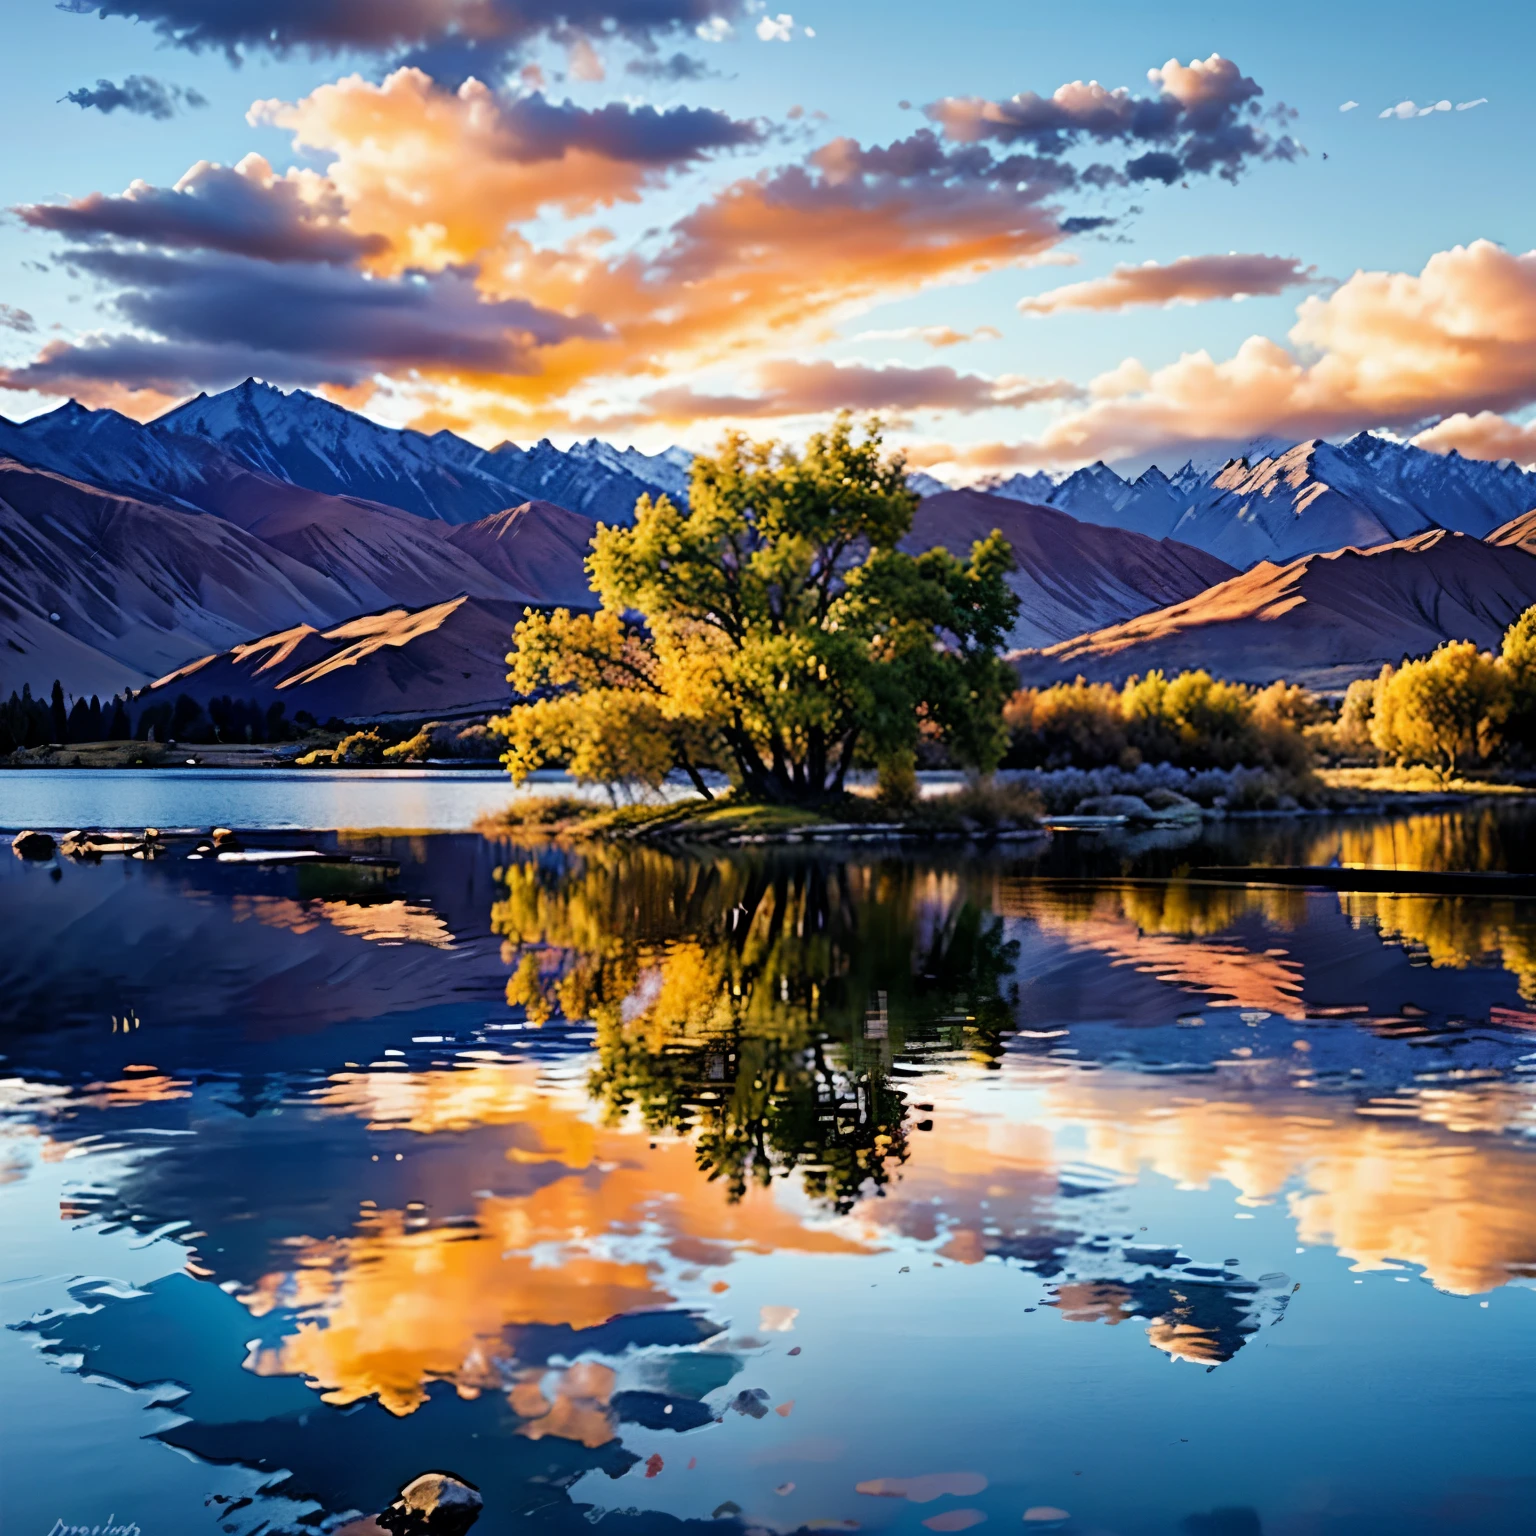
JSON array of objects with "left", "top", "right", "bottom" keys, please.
[{"left": 0, "top": 0, "right": 1531, "bottom": 475}]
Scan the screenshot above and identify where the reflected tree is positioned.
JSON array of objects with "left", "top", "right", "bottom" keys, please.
[{"left": 490, "top": 848, "right": 1019, "bottom": 1209}]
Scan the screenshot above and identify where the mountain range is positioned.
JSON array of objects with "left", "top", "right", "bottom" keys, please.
[
  {"left": 5, "top": 377, "right": 1536, "bottom": 714},
  {"left": 984, "top": 434, "right": 1536, "bottom": 568}
]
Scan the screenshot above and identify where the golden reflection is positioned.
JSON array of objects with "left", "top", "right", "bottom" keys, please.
[
  {"left": 1035, "top": 1067, "right": 1536, "bottom": 1295},
  {"left": 1341, "top": 892, "right": 1536, "bottom": 1001},
  {"left": 1310, "top": 808, "right": 1513, "bottom": 875},
  {"left": 247, "top": 1061, "right": 872, "bottom": 1415},
  {"left": 232, "top": 894, "right": 455, "bottom": 948}
]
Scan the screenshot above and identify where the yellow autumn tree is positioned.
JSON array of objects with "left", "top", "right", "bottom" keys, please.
[{"left": 1370, "top": 641, "right": 1509, "bottom": 775}]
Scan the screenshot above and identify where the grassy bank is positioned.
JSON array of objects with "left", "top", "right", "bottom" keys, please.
[
  {"left": 475, "top": 783, "right": 1048, "bottom": 845},
  {"left": 1318, "top": 767, "right": 1536, "bottom": 798}
]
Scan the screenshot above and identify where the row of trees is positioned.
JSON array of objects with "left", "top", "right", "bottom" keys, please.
[
  {"left": 1003, "top": 670, "right": 1318, "bottom": 774},
  {"left": 0, "top": 681, "right": 316, "bottom": 754},
  {"left": 493, "top": 416, "right": 1020, "bottom": 805},
  {"left": 0, "top": 682, "right": 133, "bottom": 755},
  {"left": 1333, "top": 609, "right": 1536, "bottom": 775}
]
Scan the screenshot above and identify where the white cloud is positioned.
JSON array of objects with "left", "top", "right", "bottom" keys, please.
[
  {"left": 1381, "top": 97, "right": 1463, "bottom": 119},
  {"left": 696, "top": 16, "right": 734, "bottom": 41},
  {"left": 1457, "top": 97, "right": 1488, "bottom": 111},
  {"left": 756, "top": 12, "right": 795, "bottom": 41},
  {"left": 1339, "top": 100, "right": 1359, "bottom": 112},
  {"left": 804, "top": 25, "right": 816, "bottom": 36}
]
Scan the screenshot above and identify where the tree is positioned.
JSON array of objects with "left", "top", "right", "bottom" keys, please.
[
  {"left": 494, "top": 417, "right": 1019, "bottom": 803},
  {"left": 1371, "top": 642, "right": 1509, "bottom": 775},
  {"left": 49, "top": 680, "right": 67, "bottom": 745},
  {"left": 107, "top": 696, "right": 131, "bottom": 740},
  {"left": 1499, "top": 603, "right": 1536, "bottom": 757}
]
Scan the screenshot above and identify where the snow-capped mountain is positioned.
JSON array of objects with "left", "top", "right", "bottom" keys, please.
[
  {"left": 1168, "top": 436, "right": 1536, "bottom": 565},
  {"left": 154, "top": 379, "right": 535, "bottom": 524},
  {"left": 967, "top": 432, "right": 1536, "bottom": 567},
  {"left": 487, "top": 436, "right": 689, "bottom": 524},
  {"left": 1, "top": 379, "right": 689, "bottom": 528}
]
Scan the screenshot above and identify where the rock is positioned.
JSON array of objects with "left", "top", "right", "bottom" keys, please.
[
  {"left": 211, "top": 827, "right": 243, "bottom": 851},
  {"left": 1140, "top": 788, "right": 1204, "bottom": 822},
  {"left": 377, "top": 1472, "right": 483, "bottom": 1536},
  {"left": 1075, "top": 794, "right": 1156, "bottom": 821},
  {"left": 11, "top": 830, "right": 55, "bottom": 860}
]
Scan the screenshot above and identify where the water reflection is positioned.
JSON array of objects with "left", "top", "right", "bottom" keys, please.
[{"left": 3, "top": 819, "right": 1536, "bottom": 1536}]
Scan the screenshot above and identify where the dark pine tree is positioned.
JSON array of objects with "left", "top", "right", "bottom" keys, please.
[
  {"left": 66, "top": 696, "right": 91, "bottom": 743},
  {"left": 108, "top": 696, "right": 131, "bottom": 740},
  {"left": 49, "top": 680, "right": 68, "bottom": 745},
  {"left": 87, "top": 695, "right": 103, "bottom": 740}
]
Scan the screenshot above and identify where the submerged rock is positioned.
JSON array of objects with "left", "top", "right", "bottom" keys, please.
[
  {"left": 377, "top": 1472, "right": 483, "bottom": 1536},
  {"left": 11, "top": 830, "right": 55, "bottom": 860}
]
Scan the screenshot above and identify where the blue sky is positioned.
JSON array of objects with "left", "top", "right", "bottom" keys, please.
[{"left": 0, "top": 0, "right": 1528, "bottom": 472}]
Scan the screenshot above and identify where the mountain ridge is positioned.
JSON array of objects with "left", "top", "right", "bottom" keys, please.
[{"left": 1011, "top": 523, "right": 1536, "bottom": 690}]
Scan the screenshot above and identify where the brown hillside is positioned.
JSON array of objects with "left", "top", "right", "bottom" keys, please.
[
  {"left": 907, "top": 489, "right": 1236, "bottom": 649},
  {"left": 1011, "top": 530, "right": 1536, "bottom": 690}
]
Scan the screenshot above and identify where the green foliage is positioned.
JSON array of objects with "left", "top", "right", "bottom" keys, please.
[
  {"left": 492, "top": 415, "right": 1019, "bottom": 804},
  {"left": 1370, "top": 641, "right": 1509, "bottom": 775}
]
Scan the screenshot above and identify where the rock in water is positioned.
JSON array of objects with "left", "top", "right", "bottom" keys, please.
[
  {"left": 211, "top": 827, "right": 243, "bottom": 851},
  {"left": 11, "top": 830, "right": 55, "bottom": 860},
  {"left": 378, "top": 1472, "right": 483, "bottom": 1536}
]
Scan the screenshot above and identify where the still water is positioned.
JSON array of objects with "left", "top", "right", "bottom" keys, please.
[
  {"left": 0, "top": 767, "right": 594, "bottom": 833},
  {"left": 2, "top": 808, "right": 1535, "bottom": 1536}
]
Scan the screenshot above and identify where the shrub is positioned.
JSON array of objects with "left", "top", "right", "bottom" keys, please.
[
  {"left": 1005, "top": 669, "right": 1315, "bottom": 775},
  {"left": 334, "top": 730, "right": 386, "bottom": 765}
]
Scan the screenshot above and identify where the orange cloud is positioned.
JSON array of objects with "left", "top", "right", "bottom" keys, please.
[
  {"left": 915, "top": 240, "right": 1536, "bottom": 472},
  {"left": 1412, "top": 410, "right": 1536, "bottom": 466},
  {"left": 1019, "top": 253, "right": 1318, "bottom": 315},
  {"left": 634, "top": 359, "right": 1081, "bottom": 423}
]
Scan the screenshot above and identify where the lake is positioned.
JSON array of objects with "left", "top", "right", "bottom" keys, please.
[
  {"left": 0, "top": 767, "right": 592, "bottom": 833},
  {"left": 2, "top": 804, "right": 1535, "bottom": 1536}
]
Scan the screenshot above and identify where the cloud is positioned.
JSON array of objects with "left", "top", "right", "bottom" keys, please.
[
  {"left": 696, "top": 17, "right": 733, "bottom": 41},
  {"left": 1380, "top": 99, "right": 1452, "bottom": 119},
  {"left": 1411, "top": 411, "right": 1536, "bottom": 465},
  {"left": 1019, "top": 253, "right": 1319, "bottom": 316},
  {"left": 1457, "top": 98, "right": 1488, "bottom": 111},
  {"left": 568, "top": 37, "right": 606, "bottom": 82},
  {"left": 58, "top": 0, "right": 748, "bottom": 72},
  {"left": 927, "top": 53, "right": 1300, "bottom": 184},
  {"left": 6, "top": 53, "right": 1300, "bottom": 437},
  {"left": 1339, "top": 100, "right": 1359, "bottom": 112},
  {"left": 909, "top": 240, "right": 1536, "bottom": 471},
  {"left": 239, "top": 70, "right": 763, "bottom": 247},
  {"left": 636, "top": 358, "right": 1082, "bottom": 420},
  {"left": 625, "top": 51, "right": 714, "bottom": 81},
  {"left": 62, "top": 74, "right": 207, "bottom": 119},
  {"left": 0, "top": 253, "right": 602, "bottom": 401},
  {"left": 15, "top": 155, "right": 388, "bottom": 265},
  {"left": 0, "top": 305, "right": 35, "bottom": 333},
  {"left": 853, "top": 324, "right": 1004, "bottom": 347},
  {"left": 756, "top": 13, "right": 794, "bottom": 41}
]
